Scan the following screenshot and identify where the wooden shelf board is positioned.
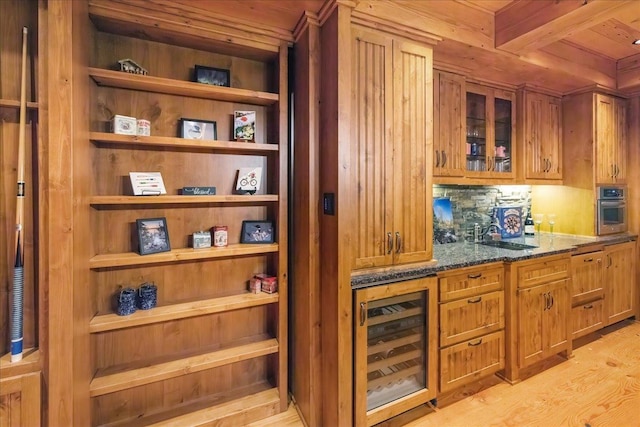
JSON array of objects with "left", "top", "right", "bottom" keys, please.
[
  {"left": 89, "top": 243, "right": 279, "bottom": 269},
  {"left": 0, "top": 348, "right": 40, "bottom": 378},
  {"left": 90, "top": 194, "right": 278, "bottom": 206},
  {"left": 0, "top": 99, "right": 38, "bottom": 109},
  {"left": 90, "top": 338, "right": 279, "bottom": 397},
  {"left": 90, "top": 132, "right": 279, "bottom": 153},
  {"left": 89, "top": 68, "right": 279, "bottom": 106},
  {"left": 146, "top": 388, "right": 280, "bottom": 427},
  {"left": 90, "top": 292, "right": 279, "bottom": 333}
]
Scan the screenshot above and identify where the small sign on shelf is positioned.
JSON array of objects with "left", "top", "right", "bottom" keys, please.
[{"left": 129, "top": 172, "right": 167, "bottom": 196}]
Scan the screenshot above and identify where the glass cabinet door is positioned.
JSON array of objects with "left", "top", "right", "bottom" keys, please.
[
  {"left": 466, "top": 92, "right": 487, "bottom": 172},
  {"left": 354, "top": 277, "right": 437, "bottom": 426},
  {"left": 494, "top": 97, "right": 512, "bottom": 174}
]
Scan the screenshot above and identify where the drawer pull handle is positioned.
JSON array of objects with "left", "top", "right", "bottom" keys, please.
[
  {"left": 468, "top": 273, "right": 482, "bottom": 279},
  {"left": 467, "top": 297, "right": 482, "bottom": 304},
  {"left": 468, "top": 339, "right": 483, "bottom": 347},
  {"left": 583, "top": 304, "right": 594, "bottom": 309},
  {"left": 584, "top": 258, "right": 593, "bottom": 262}
]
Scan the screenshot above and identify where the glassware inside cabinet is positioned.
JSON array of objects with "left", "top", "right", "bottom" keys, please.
[
  {"left": 466, "top": 92, "right": 487, "bottom": 172},
  {"left": 364, "top": 292, "right": 427, "bottom": 411},
  {"left": 494, "top": 97, "right": 512, "bottom": 173}
]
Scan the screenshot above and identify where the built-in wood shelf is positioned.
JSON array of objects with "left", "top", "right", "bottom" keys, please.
[
  {"left": 90, "top": 292, "right": 279, "bottom": 333},
  {"left": 0, "top": 99, "right": 38, "bottom": 110},
  {"left": 89, "top": 244, "right": 279, "bottom": 269},
  {"left": 0, "top": 348, "right": 40, "bottom": 378},
  {"left": 90, "top": 132, "right": 279, "bottom": 153},
  {"left": 89, "top": 68, "right": 279, "bottom": 105},
  {"left": 90, "top": 338, "right": 279, "bottom": 397},
  {"left": 135, "top": 386, "right": 280, "bottom": 427},
  {"left": 90, "top": 194, "right": 278, "bottom": 207}
]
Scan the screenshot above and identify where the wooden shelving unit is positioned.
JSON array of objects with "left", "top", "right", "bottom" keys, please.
[
  {"left": 81, "top": 7, "right": 290, "bottom": 425},
  {"left": 0, "top": 98, "right": 39, "bottom": 109}
]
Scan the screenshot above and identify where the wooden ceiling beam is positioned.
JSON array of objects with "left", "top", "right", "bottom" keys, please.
[
  {"left": 618, "top": 53, "right": 640, "bottom": 91},
  {"left": 495, "top": 0, "right": 638, "bottom": 53}
]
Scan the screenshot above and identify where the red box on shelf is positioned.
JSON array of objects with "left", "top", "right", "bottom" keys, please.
[{"left": 254, "top": 274, "right": 277, "bottom": 294}]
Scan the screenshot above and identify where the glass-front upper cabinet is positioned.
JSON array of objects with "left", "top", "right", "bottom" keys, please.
[{"left": 466, "top": 83, "right": 515, "bottom": 178}]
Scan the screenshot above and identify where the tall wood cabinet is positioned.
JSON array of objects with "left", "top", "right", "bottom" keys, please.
[
  {"left": 351, "top": 27, "right": 433, "bottom": 270},
  {"left": 595, "top": 94, "right": 627, "bottom": 184},
  {"left": 517, "top": 88, "right": 562, "bottom": 181},
  {"left": 67, "top": 2, "right": 290, "bottom": 425}
]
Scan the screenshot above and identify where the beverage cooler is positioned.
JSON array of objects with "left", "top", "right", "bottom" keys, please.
[{"left": 353, "top": 276, "right": 437, "bottom": 426}]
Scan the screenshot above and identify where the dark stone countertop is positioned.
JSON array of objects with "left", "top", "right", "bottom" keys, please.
[{"left": 351, "top": 232, "right": 637, "bottom": 289}]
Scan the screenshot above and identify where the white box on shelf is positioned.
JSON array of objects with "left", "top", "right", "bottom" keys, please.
[
  {"left": 129, "top": 172, "right": 167, "bottom": 196},
  {"left": 111, "top": 114, "right": 137, "bottom": 135}
]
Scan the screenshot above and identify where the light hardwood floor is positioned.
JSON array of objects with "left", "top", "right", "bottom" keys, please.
[{"left": 254, "top": 319, "right": 640, "bottom": 427}]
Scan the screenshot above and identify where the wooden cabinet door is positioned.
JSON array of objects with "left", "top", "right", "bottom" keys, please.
[
  {"left": 544, "top": 279, "right": 570, "bottom": 357},
  {"left": 0, "top": 372, "right": 41, "bottom": 427},
  {"left": 605, "top": 242, "right": 636, "bottom": 325},
  {"left": 391, "top": 39, "right": 433, "bottom": 265},
  {"left": 611, "top": 97, "right": 627, "bottom": 182},
  {"left": 517, "top": 283, "right": 545, "bottom": 367},
  {"left": 352, "top": 28, "right": 394, "bottom": 269},
  {"left": 596, "top": 94, "right": 616, "bottom": 184},
  {"left": 521, "top": 91, "right": 561, "bottom": 180},
  {"left": 433, "top": 70, "right": 465, "bottom": 177},
  {"left": 571, "top": 251, "right": 604, "bottom": 305}
]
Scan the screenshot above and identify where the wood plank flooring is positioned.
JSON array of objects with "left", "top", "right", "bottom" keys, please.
[{"left": 252, "top": 320, "right": 640, "bottom": 426}]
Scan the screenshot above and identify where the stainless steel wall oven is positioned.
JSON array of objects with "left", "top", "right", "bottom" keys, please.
[{"left": 597, "top": 186, "right": 627, "bottom": 235}]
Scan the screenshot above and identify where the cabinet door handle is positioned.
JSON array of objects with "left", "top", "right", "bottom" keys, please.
[
  {"left": 583, "top": 304, "right": 594, "bottom": 309},
  {"left": 467, "top": 273, "right": 482, "bottom": 279},
  {"left": 360, "top": 302, "right": 366, "bottom": 326},
  {"left": 542, "top": 158, "right": 547, "bottom": 172},
  {"left": 607, "top": 254, "right": 612, "bottom": 268},
  {"left": 435, "top": 150, "right": 440, "bottom": 167},
  {"left": 615, "top": 164, "right": 620, "bottom": 178},
  {"left": 487, "top": 156, "right": 493, "bottom": 171},
  {"left": 611, "top": 164, "right": 615, "bottom": 178},
  {"left": 468, "top": 338, "right": 483, "bottom": 347},
  {"left": 543, "top": 292, "right": 549, "bottom": 310},
  {"left": 441, "top": 150, "right": 447, "bottom": 167},
  {"left": 395, "top": 232, "right": 402, "bottom": 254},
  {"left": 387, "top": 232, "right": 393, "bottom": 254},
  {"left": 549, "top": 294, "right": 554, "bottom": 309},
  {"left": 467, "top": 296, "right": 482, "bottom": 304},
  {"left": 584, "top": 258, "right": 593, "bottom": 262}
]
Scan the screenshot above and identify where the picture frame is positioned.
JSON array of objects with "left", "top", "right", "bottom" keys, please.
[
  {"left": 136, "top": 217, "right": 171, "bottom": 255},
  {"left": 180, "top": 118, "right": 217, "bottom": 141},
  {"left": 235, "top": 167, "right": 262, "bottom": 195},
  {"left": 234, "top": 110, "right": 256, "bottom": 142},
  {"left": 194, "top": 65, "right": 230, "bottom": 87},
  {"left": 240, "top": 220, "right": 274, "bottom": 244}
]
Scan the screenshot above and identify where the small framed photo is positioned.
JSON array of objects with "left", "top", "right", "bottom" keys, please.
[
  {"left": 180, "top": 118, "right": 217, "bottom": 141},
  {"left": 240, "top": 220, "right": 274, "bottom": 244},
  {"left": 234, "top": 110, "right": 256, "bottom": 142},
  {"left": 136, "top": 217, "right": 171, "bottom": 255},
  {"left": 194, "top": 65, "right": 230, "bottom": 87},
  {"left": 236, "top": 167, "right": 262, "bottom": 194}
]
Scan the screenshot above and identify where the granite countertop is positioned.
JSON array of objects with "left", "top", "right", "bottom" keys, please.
[{"left": 351, "top": 232, "right": 637, "bottom": 289}]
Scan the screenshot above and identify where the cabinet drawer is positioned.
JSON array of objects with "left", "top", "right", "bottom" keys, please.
[
  {"left": 439, "top": 330, "right": 505, "bottom": 393},
  {"left": 439, "top": 290, "right": 504, "bottom": 347},
  {"left": 517, "top": 257, "right": 570, "bottom": 289},
  {"left": 439, "top": 265, "right": 503, "bottom": 301},
  {"left": 572, "top": 299, "right": 605, "bottom": 340},
  {"left": 571, "top": 251, "right": 604, "bottom": 305}
]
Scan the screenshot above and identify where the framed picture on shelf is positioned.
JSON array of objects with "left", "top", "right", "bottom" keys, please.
[
  {"left": 136, "top": 217, "right": 171, "bottom": 255},
  {"left": 235, "top": 167, "right": 262, "bottom": 194},
  {"left": 194, "top": 65, "right": 230, "bottom": 87},
  {"left": 180, "top": 118, "right": 217, "bottom": 141},
  {"left": 240, "top": 220, "right": 274, "bottom": 244},
  {"left": 234, "top": 110, "right": 256, "bottom": 142}
]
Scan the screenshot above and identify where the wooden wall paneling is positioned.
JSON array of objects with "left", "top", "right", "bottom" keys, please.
[
  {"left": 628, "top": 96, "right": 640, "bottom": 320},
  {"left": 319, "top": 4, "right": 354, "bottom": 426},
  {"left": 292, "top": 14, "right": 323, "bottom": 426},
  {"left": 0, "top": 372, "right": 41, "bottom": 427},
  {"left": 0, "top": 0, "right": 39, "bottom": 360}
]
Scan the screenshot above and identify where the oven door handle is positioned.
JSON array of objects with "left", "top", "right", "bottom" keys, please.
[{"left": 599, "top": 201, "right": 626, "bottom": 208}]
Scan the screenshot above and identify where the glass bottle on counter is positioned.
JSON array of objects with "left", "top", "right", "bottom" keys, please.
[{"left": 524, "top": 212, "right": 535, "bottom": 236}]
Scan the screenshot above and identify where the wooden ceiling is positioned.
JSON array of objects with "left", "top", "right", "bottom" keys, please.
[{"left": 133, "top": 0, "right": 640, "bottom": 94}]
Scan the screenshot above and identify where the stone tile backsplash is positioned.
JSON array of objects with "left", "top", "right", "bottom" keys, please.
[{"left": 433, "top": 185, "right": 531, "bottom": 242}]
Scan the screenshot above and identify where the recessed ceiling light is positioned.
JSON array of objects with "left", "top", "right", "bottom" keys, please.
[{"left": 634, "top": 39, "right": 640, "bottom": 45}]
